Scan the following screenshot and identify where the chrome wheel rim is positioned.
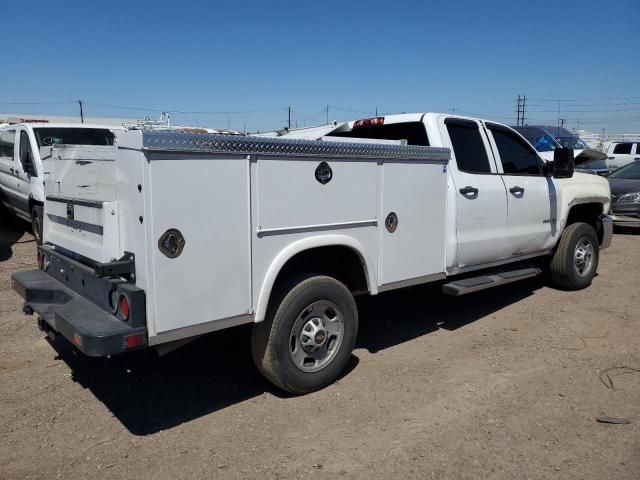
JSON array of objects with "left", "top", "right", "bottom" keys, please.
[
  {"left": 574, "top": 237, "right": 595, "bottom": 277},
  {"left": 289, "top": 300, "right": 344, "bottom": 373}
]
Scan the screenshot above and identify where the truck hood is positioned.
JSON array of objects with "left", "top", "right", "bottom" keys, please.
[{"left": 608, "top": 178, "right": 640, "bottom": 196}]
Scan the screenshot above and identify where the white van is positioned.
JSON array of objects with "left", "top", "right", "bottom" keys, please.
[{"left": 0, "top": 123, "right": 120, "bottom": 243}]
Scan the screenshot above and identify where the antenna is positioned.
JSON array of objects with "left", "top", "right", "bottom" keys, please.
[{"left": 78, "top": 100, "right": 84, "bottom": 123}]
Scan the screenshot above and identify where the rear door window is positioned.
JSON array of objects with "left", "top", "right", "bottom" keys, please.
[
  {"left": 445, "top": 119, "right": 492, "bottom": 173},
  {"left": 489, "top": 126, "right": 542, "bottom": 175},
  {"left": 613, "top": 143, "right": 632, "bottom": 154}
]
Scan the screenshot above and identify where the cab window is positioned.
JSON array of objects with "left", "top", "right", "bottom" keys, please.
[
  {"left": 0, "top": 130, "right": 15, "bottom": 163},
  {"left": 19, "top": 131, "right": 36, "bottom": 175},
  {"left": 489, "top": 126, "right": 542, "bottom": 175},
  {"left": 445, "top": 119, "right": 491, "bottom": 174},
  {"left": 613, "top": 143, "right": 632, "bottom": 154}
]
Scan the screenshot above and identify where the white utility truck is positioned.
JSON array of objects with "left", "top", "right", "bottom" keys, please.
[
  {"left": 0, "top": 123, "right": 121, "bottom": 243},
  {"left": 12, "top": 113, "right": 613, "bottom": 394}
]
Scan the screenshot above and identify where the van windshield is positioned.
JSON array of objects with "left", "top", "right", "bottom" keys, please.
[
  {"left": 328, "top": 122, "right": 429, "bottom": 146},
  {"left": 33, "top": 128, "right": 114, "bottom": 147}
]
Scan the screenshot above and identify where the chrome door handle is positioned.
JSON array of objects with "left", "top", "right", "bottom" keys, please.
[
  {"left": 459, "top": 186, "right": 478, "bottom": 195},
  {"left": 509, "top": 186, "right": 525, "bottom": 195}
]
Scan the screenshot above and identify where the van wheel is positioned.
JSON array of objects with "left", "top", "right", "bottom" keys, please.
[
  {"left": 550, "top": 222, "right": 599, "bottom": 290},
  {"left": 31, "top": 205, "right": 43, "bottom": 245},
  {"left": 251, "top": 274, "right": 358, "bottom": 394}
]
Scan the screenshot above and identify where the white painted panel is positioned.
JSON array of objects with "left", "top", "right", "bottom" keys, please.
[
  {"left": 256, "top": 158, "right": 378, "bottom": 230},
  {"left": 44, "top": 200, "right": 120, "bottom": 262},
  {"left": 50, "top": 145, "right": 117, "bottom": 200},
  {"left": 148, "top": 154, "right": 251, "bottom": 334},
  {"left": 381, "top": 162, "right": 447, "bottom": 285}
]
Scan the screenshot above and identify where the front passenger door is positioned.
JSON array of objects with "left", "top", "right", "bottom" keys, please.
[{"left": 487, "top": 124, "right": 557, "bottom": 256}]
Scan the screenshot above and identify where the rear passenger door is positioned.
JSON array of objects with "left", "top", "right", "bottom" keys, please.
[
  {"left": 486, "top": 124, "right": 555, "bottom": 256},
  {"left": 444, "top": 118, "right": 508, "bottom": 268}
]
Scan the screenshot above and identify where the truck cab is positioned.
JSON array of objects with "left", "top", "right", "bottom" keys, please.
[
  {"left": 327, "top": 113, "right": 611, "bottom": 272},
  {"left": 0, "top": 123, "right": 120, "bottom": 243}
]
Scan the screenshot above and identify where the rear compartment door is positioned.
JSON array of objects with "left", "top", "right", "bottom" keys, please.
[{"left": 147, "top": 153, "right": 252, "bottom": 335}]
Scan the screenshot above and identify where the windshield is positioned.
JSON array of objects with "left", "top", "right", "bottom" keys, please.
[
  {"left": 33, "top": 128, "right": 114, "bottom": 147},
  {"left": 608, "top": 161, "right": 640, "bottom": 180},
  {"left": 514, "top": 127, "right": 558, "bottom": 152},
  {"left": 556, "top": 136, "right": 588, "bottom": 150}
]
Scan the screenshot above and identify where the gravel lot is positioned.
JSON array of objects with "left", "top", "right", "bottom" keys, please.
[{"left": 1, "top": 215, "right": 639, "bottom": 479}]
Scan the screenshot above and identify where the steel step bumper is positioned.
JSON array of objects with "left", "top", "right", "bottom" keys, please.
[{"left": 12, "top": 269, "right": 147, "bottom": 356}]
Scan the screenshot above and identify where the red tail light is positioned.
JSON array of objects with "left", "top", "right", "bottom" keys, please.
[
  {"left": 353, "top": 117, "right": 384, "bottom": 128},
  {"left": 124, "top": 333, "right": 145, "bottom": 350},
  {"left": 118, "top": 295, "right": 130, "bottom": 320}
]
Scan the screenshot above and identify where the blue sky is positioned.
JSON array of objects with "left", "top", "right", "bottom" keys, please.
[{"left": 1, "top": 0, "right": 638, "bottom": 133}]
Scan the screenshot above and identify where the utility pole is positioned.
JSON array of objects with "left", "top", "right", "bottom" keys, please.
[
  {"left": 78, "top": 100, "right": 84, "bottom": 123},
  {"left": 325, "top": 105, "right": 329, "bottom": 125},
  {"left": 375, "top": 106, "right": 378, "bottom": 116},
  {"left": 288, "top": 106, "right": 291, "bottom": 130},
  {"left": 515, "top": 94, "right": 526, "bottom": 126}
]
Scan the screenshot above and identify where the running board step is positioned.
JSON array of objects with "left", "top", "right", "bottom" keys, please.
[{"left": 442, "top": 267, "right": 541, "bottom": 296}]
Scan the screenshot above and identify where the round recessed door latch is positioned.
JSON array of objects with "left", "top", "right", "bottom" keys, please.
[
  {"left": 315, "top": 161, "right": 333, "bottom": 185},
  {"left": 158, "top": 229, "right": 185, "bottom": 258},
  {"left": 385, "top": 212, "right": 398, "bottom": 233}
]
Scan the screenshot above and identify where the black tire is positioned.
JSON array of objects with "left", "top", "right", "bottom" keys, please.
[
  {"left": 31, "top": 205, "right": 43, "bottom": 245},
  {"left": 550, "top": 222, "right": 599, "bottom": 290},
  {"left": 251, "top": 274, "right": 358, "bottom": 394}
]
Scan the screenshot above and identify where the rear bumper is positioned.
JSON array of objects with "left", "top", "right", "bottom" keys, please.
[
  {"left": 599, "top": 214, "right": 614, "bottom": 249},
  {"left": 12, "top": 265, "right": 147, "bottom": 357}
]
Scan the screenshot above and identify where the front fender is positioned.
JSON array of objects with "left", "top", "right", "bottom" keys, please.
[{"left": 254, "top": 235, "right": 378, "bottom": 322}]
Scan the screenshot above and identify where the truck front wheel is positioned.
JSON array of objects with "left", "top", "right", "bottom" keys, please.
[
  {"left": 550, "top": 222, "right": 599, "bottom": 290},
  {"left": 31, "top": 205, "right": 43, "bottom": 245},
  {"left": 251, "top": 274, "right": 358, "bottom": 394}
]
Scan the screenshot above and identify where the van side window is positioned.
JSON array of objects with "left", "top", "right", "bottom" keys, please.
[
  {"left": 490, "top": 127, "right": 541, "bottom": 175},
  {"left": 0, "top": 130, "right": 15, "bottom": 162},
  {"left": 445, "top": 120, "right": 491, "bottom": 173},
  {"left": 19, "top": 131, "right": 35, "bottom": 174},
  {"left": 613, "top": 143, "right": 632, "bottom": 154}
]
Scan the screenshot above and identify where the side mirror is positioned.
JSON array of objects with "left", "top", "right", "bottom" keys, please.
[
  {"left": 22, "top": 151, "right": 37, "bottom": 176},
  {"left": 553, "top": 147, "right": 574, "bottom": 179}
]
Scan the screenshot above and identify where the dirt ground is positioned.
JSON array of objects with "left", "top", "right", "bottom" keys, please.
[{"left": 1, "top": 215, "right": 639, "bottom": 480}]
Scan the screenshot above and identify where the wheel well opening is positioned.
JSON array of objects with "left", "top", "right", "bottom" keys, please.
[
  {"left": 274, "top": 246, "right": 369, "bottom": 295},
  {"left": 566, "top": 203, "right": 604, "bottom": 244}
]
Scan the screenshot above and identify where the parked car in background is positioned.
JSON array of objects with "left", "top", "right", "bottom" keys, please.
[
  {"left": 607, "top": 161, "right": 640, "bottom": 227},
  {"left": 0, "top": 123, "right": 121, "bottom": 243},
  {"left": 605, "top": 141, "right": 640, "bottom": 171},
  {"left": 513, "top": 125, "right": 609, "bottom": 175}
]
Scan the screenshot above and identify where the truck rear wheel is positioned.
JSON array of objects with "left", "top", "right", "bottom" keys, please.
[
  {"left": 550, "top": 222, "right": 599, "bottom": 290},
  {"left": 251, "top": 274, "right": 358, "bottom": 394},
  {"left": 31, "top": 205, "right": 43, "bottom": 245}
]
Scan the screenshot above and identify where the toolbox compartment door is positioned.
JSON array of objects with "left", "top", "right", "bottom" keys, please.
[
  {"left": 147, "top": 153, "right": 252, "bottom": 335},
  {"left": 380, "top": 160, "right": 447, "bottom": 285}
]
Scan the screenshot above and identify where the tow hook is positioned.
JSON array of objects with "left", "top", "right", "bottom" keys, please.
[{"left": 23, "top": 303, "right": 34, "bottom": 316}]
